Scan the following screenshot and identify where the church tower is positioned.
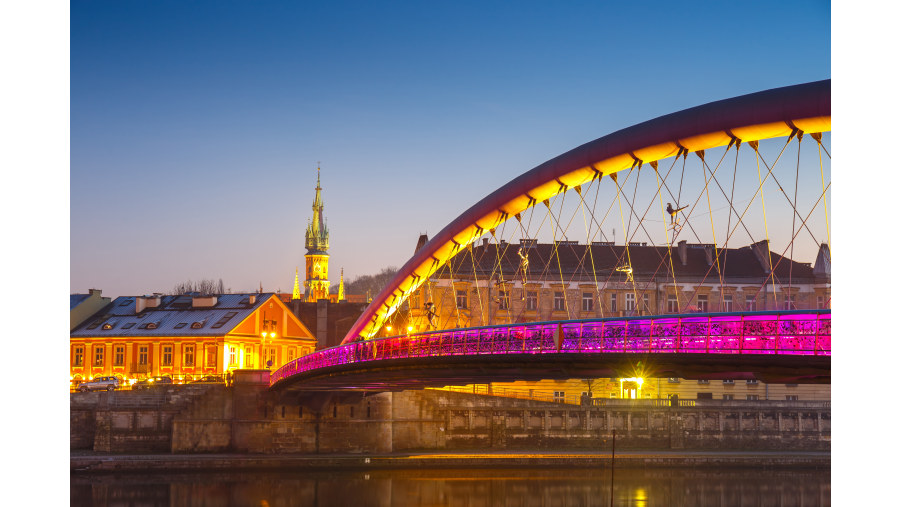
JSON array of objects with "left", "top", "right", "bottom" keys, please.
[{"left": 304, "top": 167, "right": 330, "bottom": 301}]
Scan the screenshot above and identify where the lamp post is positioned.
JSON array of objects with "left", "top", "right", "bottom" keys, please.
[{"left": 260, "top": 316, "right": 277, "bottom": 369}]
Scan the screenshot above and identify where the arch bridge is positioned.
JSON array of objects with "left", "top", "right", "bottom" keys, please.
[{"left": 273, "top": 80, "right": 831, "bottom": 392}]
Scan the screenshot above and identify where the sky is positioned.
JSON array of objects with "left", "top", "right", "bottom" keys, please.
[
  {"left": 6, "top": 1, "right": 900, "bottom": 502},
  {"left": 66, "top": 0, "right": 833, "bottom": 299}
]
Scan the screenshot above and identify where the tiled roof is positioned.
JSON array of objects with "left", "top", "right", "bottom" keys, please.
[
  {"left": 71, "top": 293, "right": 276, "bottom": 337},
  {"left": 442, "top": 241, "right": 820, "bottom": 285}
]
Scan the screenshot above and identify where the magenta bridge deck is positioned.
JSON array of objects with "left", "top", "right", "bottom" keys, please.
[{"left": 269, "top": 310, "right": 830, "bottom": 391}]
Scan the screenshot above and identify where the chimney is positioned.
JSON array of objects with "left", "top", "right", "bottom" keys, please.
[
  {"left": 248, "top": 294, "right": 257, "bottom": 305},
  {"left": 482, "top": 238, "right": 489, "bottom": 247},
  {"left": 704, "top": 245, "right": 715, "bottom": 267},
  {"left": 135, "top": 295, "right": 160, "bottom": 313},
  {"left": 750, "top": 240, "right": 772, "bottom": 274},
  {"left": 192, "top": 295, "right": 218, "bottom": 308},
  {"left": 677, "top": 240, "right": 688, "bottom": 266}
]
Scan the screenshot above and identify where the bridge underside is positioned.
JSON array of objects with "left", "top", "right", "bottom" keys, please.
[{"left": 269, "top": 353, "right": 830, "bottom": 392}]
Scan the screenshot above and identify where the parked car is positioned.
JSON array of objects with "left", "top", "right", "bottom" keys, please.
[
  {"left": 191, "top": 375, "right": 224, "bottom": 384},
  {"left": 78, "top": 376, "right": 119, "bottom": 392},
  {"left": 132, "top": 376, "right": 174, "bottom": 390}
]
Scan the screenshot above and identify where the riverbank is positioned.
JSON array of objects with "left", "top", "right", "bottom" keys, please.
[{"left": 71, "top": 450, "right": 830, "bottom": 473}]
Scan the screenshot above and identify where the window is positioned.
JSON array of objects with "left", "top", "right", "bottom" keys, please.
[
  {"left": 722, "top": 379, "right": 734, "bottom": 385},
  {"left": 265, "top": 347, "right": 277, "bottom": 367},
  {"left": 245, "top": 346, "right": 254, "bottom": 368},
  {"left": 642, "top": 293, "right": 649, "bottom": 311},
  {"left": 667, "top": 378, "right": 680, "bottom": 383},
  {"left": 287, "top": 348, "right": 296, "bottom": 362},
  {"left": 745, "top": 296, "right": 756, "bottom": 312},
  {"left": 697, "top": 294, "right": 708, "bottom": 312},
  {"left": 114, "top": 345, "right": 125, "bottom": 366},
  {"left": 174, "top": 323, "right": 187, "bottom": 329},
  {"left": 211, "top": 311, "right": 239, "bottom": 329},
  {"left": 817, "top": 295, "right": 825, "bottom": 309},
  {"left": 206, "top": 346, "right": 217, "bottom": 367},
  {"left": 553, "top": 391, "right": 565, "bottom": 403},
  {"left": 697, "top": 379, "right": 709, "bottom": 384},
  {"left": 553, "top": 292, "right": 565, "bottom": 311},
  {"left": 723, "top": 294, "right": 733, "bottom": 312},
  {"left": 456, "top": 289, "right": 468, "bottom": 309},
  {"left": 229, "top": 347, "right": 237, "bottom": 366},
  {"left": 610, "top": 293, "right": 617, "bottom": 312},
  {"left": 162, "top": 345, "right": 173, "bottom": 366},
  {"left": 746, "top": 379, "right": 758, "bottom": 385},
  {"left": 184, "top": 345, "right": 194, "bottom": 367},
  {"left": 526, "top": 291, "right": 537, "bottom": 311},
  {"left": 498, "top": 290, "right": 509, "bottom": 310},
  {"left": 786, "top": 395, "right": 799, "bottom": 401},
  {"left": 625, "top": 293, "right": 635, "bottom": 312},
  {"left": 697, "top": 392, "right": 713, "bottom": 399},
  {"left": 73, "top": 346, "right": 84, "bottom": 367},
  {"left": 783, "top": 294, "right": 797, "bottom": 310},
  {"left": 94, "top": 346, "right": 104, "bottom": 367},
  {"left": 722, "top": 394, "right": 734, "bottom": 401},
  {"left": 121, "top": 323, "right": 135, "bottom": 329},
  {"left": 667, "top": 294, "right": 678, "bottom": 313},
  {"left": 138, "top": 346, "right": 149, "bottom": 365},
  {"left": 581, "top": 292, "right": 593, "bottom": 312},
  {"left": 746, "top": 394, "right": 759, "bottom": 401}
]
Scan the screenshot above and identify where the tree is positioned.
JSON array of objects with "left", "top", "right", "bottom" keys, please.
[
  {"left": 340, "top": 267, "right": 399, "bottom": 298},
  {"left": 172, "top": 278, "right": 227, "bottom": 295}
]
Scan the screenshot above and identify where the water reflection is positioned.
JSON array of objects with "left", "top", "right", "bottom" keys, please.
[{"left": 71, "top": 467, "right": 829, "bottom": 506}]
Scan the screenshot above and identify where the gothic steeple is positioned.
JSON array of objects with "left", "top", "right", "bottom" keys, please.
[{"left": 305, "top": 166, "right": 329, "bottom": 254}]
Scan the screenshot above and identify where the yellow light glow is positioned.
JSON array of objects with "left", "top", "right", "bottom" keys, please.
[
  {"left": 271, "top": 333, "right": 276, "bottom": 339},
  {"left": 407, "top": 326, "right": 413, "bottom": 332},
  {"left": 262, "top": 331, "right": 268, "bottom": 338},
  {"left": 386, "top": 326, "right": 392, "bottom": 332}
]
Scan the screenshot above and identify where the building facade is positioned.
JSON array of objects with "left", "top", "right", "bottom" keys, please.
[
  {"left": 70, "top": 293, "right": 316, "bottom": 386},
  {"left": 401, "top": 238, "right": 830, "bottom": 333},
  {"left": 397, "top": 237, "right": 830, "bottom": 402}
]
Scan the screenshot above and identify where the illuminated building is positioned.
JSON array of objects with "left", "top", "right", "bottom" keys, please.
[
  {"left": 404, "top": 238, "right": 830, "bottom": 331},
  {"left": 70, "top": 293, "right": 316, "bottom": 385},
  {"left": 402, "top": 237, "right": 830, "bottom": 401},
  {"left": 301, "top": 167, "right": 331, "bottom": 302}
]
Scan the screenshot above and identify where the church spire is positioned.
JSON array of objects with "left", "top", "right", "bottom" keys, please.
[
  {"left": 292, "top": 267, "right": 302, "bottom": 300},
  {"left": 303, "top": 166, "right": 331, "bottom": 302},
  {"left": 338, "top": 268, "right": 346, "bottom": 302},
  {"left": 305, "top": 164, "right": 329, "bottom": 253}
]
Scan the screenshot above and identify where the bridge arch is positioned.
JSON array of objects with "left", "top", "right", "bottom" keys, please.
[{"left": 344, "top": 80, "right": 831, "bottom": 343}]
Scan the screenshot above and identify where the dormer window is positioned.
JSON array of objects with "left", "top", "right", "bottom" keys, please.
[
  {"left": 191, "top": 320, "right": 206, "bottom": 329},
  {"left": 101, "top": 323, "right": 115, "bottom": 330},
  {"left": 146, "top": 322, "right": 158, "bottom": 330},
  {"left": 174, "top": 323, "right": 187, "bottom": 329}
]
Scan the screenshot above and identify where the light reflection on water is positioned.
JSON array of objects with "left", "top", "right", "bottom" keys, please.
[{"left": 71, "top": 467, "right": 829, "bottom": 506}]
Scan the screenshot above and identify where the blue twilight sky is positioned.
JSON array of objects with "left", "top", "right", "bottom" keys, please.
[{"left": 70, "top": 0, "right": 831, "bottom": 298}]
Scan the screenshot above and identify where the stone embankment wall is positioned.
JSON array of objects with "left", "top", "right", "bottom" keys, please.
[{"left": 71, "top": 371, "right": 830, "bottom": 454}]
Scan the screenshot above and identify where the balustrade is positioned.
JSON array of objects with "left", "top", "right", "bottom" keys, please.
[{"left": 269, "top": 311, "right": 831, "bottom": 385}]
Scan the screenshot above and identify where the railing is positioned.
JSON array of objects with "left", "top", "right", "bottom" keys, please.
[{"left": 271, "top": 310, "right": 831, "bottom": 386}]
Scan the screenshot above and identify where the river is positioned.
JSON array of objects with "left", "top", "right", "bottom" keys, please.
[{"left": 71, "top": 466, "right": 829, "bottom": 506}]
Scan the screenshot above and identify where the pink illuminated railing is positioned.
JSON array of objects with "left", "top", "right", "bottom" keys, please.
[{"left": 270, "top": 310, "right": 831, "bottom": 386}]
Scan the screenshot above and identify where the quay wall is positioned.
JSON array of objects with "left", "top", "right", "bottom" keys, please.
[{"left": 70, "top": 371, "right": 830, "bottom": 454}]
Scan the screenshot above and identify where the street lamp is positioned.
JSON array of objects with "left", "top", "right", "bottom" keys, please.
[{"left": 260, "top": 318, "right": 277, "bottom": 369}]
